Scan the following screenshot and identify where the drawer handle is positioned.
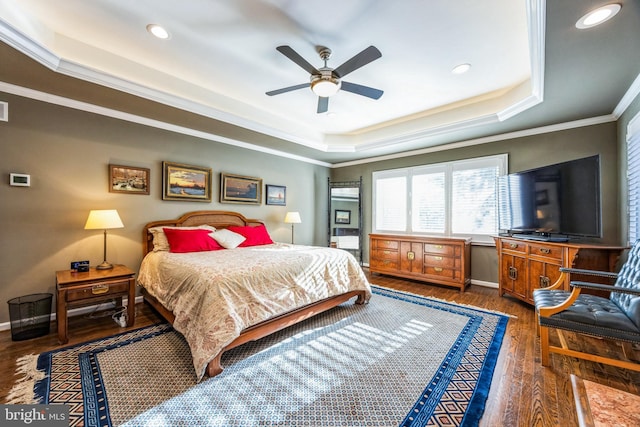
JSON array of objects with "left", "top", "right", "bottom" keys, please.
[
  {"left": 92, "top": 284, "right": 110, "bottom": 295},
  {"left": 384, "top": 250, "right": 390, "bottom": 255},
  {"left": 508, "top": 266, "right": 518, "bottom": 280},
  {"left": 509, "top": 243, "right": 518, "bottom": 249},
  {"left": 434, "top": 256, "right": 443, "bottom": 260},
  {"left": 539, "top": 248, "right": 551, "bottom": 254},
  {"left": 434, "top": 267, "right": 443, "bottom": 272},
  {"left": 383, "top": 260, "right": 390, "bottom": 265},
  {"left": 539, "top": 276, "right": 550, "bottom": 287},
  {"left": 435, "top": 245, "right": 443, "bottom": 249},
  {"left": 407, "top": 251, "right": 415, "bottom": 261}
]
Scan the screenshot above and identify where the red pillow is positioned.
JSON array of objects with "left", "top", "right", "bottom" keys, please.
[
  {"left": 162, "top": 228, "right": 223, "bottom": 253},
  {"left": 227, "top": 224, "right": 273, "bottom": 247}
]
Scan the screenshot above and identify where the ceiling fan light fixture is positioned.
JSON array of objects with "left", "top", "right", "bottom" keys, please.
[
  {"left": 311, "top": 78, "right": 341, "bottom": 97},
  {"left": 576, "top": 4, "right": 621, "bottom": 29}
]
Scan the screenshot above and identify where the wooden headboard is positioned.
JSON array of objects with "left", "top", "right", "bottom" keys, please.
[{"left": 142, "top": 210, "right": 265, "bottom": 256}]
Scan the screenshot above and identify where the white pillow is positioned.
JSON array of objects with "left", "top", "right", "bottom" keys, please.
[
  {"left": 210, "top": 229, "right": 246, "bottom": 249},
  {"left": 149, "top": 225, "right": 216, "bottom": 251}
]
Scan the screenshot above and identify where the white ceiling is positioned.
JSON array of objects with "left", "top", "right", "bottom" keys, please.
[{"left": 0, "top": 0, "right": 638, "bottom": 164}]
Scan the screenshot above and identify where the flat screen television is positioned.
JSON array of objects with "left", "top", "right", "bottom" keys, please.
[{"left": 497, "top": 155, "right": 601, "bottom": 241}]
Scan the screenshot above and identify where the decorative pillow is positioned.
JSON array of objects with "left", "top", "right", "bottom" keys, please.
[
  {"left": 227, "top": 224, "right": 274, "bottom": 247},
  {"left": 210, "top": 229, "right": 246, "bottom": 249},
  {"left": 149, "top": 225, "right": 216, "bottom": 251},
  {"left": 162, "top": 228, "right": 223, "bottom": 253}
]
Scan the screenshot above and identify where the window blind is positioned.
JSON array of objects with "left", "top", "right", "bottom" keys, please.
[{"left": 628, "top": 113, "right": 640, "bottom": 243}]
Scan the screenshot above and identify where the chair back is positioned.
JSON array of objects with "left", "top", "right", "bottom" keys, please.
[{"left": 611, "top": 239, "right": 640, "bottom": 329}]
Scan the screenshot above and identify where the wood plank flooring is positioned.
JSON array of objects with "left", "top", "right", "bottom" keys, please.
[{"left": 1, "top": 269, "right": 639, "bottom": 426}]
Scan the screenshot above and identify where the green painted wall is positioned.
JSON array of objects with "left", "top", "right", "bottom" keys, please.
[{"left": 0, "top": 92, "right": 330, "bottom": 323}]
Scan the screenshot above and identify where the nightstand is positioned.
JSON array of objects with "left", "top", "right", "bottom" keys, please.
[{"left": 56, "top": 264, "right": 136, "bottom": 344}]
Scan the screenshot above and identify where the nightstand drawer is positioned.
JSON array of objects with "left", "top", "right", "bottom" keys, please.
[{"left": 65, "top": 279, "right": 130, "bottom": 302}]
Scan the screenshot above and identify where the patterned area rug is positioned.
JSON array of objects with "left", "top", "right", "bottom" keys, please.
[{"left": 11, "top": 286, "right": 509, "bottom": 426}]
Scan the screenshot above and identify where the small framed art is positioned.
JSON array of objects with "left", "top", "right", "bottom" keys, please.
[
  {"left": 265, "top": 184, "right": 286, "bottom": 206},
  {"left": 220, "top": 173, "right": 262, "bottom": 204},
  {"left": 162, "top": 161, "right": 212, "bottom": 202},
  {"left": 335, "top": 209, "right": 351, "bottom": 224},
  {"left": 109, "top": 164, "right": 150, "bottom": 195}
]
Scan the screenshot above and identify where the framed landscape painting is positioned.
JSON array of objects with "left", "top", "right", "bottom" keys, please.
[
  {"left": 266, "top": 184, "right": 286, "bottom": 206},
  {"left": 220, "top": 173, "right": 262, "bottom": 204},
  {"left": 109, "top": 164, "right": 150, "bottom": 195},
  {"left": 162, "top": 161, "right": 212, "bottom": 202},
  {"left": 335, "top": 209, "right": 351, "bottom": 224}
]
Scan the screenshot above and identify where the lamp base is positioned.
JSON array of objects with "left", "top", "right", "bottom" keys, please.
[{"left": 96, "top": 261, "right": 114, "bottom": 270}]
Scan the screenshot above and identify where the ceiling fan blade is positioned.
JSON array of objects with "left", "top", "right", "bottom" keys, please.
[
  {"left": 317, "top": 97, "right": 329, "bottom": 113},
  {"left": 276, "top": 46, "right": 320, "bottom": 75},
  {"left": 340, "top": 81, "right": 384, "bottom": 100},
  {"left": 266, "top": 83, "right": 309, "bottom": 96},
  {"left": 332, "top": 46, "right": 382, "bottom": 78}
]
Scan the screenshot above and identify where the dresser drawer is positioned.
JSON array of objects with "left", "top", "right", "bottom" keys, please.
[
  {"left": 372, "top": 248, "right": 398, "bottom": 260},
  {"left": 373, "top": 239, "right": 399, "bottom": 250},
  {"left": 423, "top": 254, "right": 455, "bottom": 268},
  {"left": 65, "top": 279, "right": 130, "bottom": 302},
  {"left": 528, "top": 243, "right": 563, "bottom": 261},
  {"left": 501, "top": 239, "right": 527, "bottom": 253},
  {"left": 423, "top": 243, "right": 455, "bottom": 256},
  {"left": 423, "top": 266, "right": 456, "bottom": 279},
  {"left": 370, "top": 258, "right": 399, "bottom": 271}
]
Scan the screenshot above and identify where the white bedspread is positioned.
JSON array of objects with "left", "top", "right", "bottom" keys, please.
[{"left": 137, "top": 243, "right": 371, "bottom": 380}]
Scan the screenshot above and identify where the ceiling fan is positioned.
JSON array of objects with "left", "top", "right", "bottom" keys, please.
[{"left": 266, "top": 45, "right": 383, "bottom": 113}]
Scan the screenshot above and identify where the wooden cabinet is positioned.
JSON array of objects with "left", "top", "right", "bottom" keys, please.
[
  {"left": 494, "top": 236, "right": 626, "bottom": 305},
  {"left": 370, "top": 234, "right": 471, "bottom": 292}
]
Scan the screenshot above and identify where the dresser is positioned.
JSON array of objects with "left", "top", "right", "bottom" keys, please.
[
  {"left": 369, "top": 234, "right": 471, "bottom": 292},
  {"left": 494, "top": 236, "right": 626, "bottom": 305}
]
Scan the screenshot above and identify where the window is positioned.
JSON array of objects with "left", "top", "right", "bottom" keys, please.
[
  {"left": 373, "top": 154, "right": 507, "bottom": 242},
  {"left": 627, "top": 113, "right": 640, "bottom": 243}
]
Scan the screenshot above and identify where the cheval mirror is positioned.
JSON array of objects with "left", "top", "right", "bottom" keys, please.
[{"left": 328, "top": 177, "right": 363, "bottom": 264}]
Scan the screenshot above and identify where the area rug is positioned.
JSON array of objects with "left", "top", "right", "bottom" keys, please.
[{"left": 10, "top": 286, "right": 509, "bottom": 426}]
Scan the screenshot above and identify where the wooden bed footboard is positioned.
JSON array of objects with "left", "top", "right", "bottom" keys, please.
[{"left": 142, "top": 288, "right": 368, "bottom": 377}]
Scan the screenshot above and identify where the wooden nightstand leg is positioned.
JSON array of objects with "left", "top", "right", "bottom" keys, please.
[
  {"left": 126, "top": 278, "right": 136, "bottom": 327},
  {"left": 56, "top": 290, "right": 68, "bottom": 344}
]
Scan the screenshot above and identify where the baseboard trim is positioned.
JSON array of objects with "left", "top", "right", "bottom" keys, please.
[{"left": 0, "top": 295, "right": 144, "bottom": 333}]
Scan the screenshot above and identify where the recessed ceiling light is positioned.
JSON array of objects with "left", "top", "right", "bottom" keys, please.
[
  {"left": 146, "top": 24, "right": 170, "bottom": 39},
  {"left": 452, "top": 63, "right": 471, "bottom": 74},
  {"left": 576, "top": 4, "right": 621, "bottom": 29}
]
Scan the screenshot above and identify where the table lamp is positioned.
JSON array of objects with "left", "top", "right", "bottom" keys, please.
[
  {"left": 284, "top": 211, "right": 301, "bottom": 244},
  {"left": 84, "top": 209, "right": 124, "bottom": 270}
]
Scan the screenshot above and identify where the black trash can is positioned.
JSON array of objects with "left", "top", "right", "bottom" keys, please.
[{"left": 7, "top": 293, "right": 53, "bottom": 341}]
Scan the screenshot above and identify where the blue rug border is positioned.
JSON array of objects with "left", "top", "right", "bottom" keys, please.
[
  {"left": 32, "top": 286, "right": 508, "bottom": 427},
  {"left": 369, "top": 286, "right": 509, "bottom": 427}
]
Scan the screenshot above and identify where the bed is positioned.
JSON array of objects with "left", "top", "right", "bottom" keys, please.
[{"left": 137, "top": 210, "right": 371, "bottom": 381}]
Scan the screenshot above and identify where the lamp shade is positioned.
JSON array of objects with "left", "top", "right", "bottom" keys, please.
[
  {"left": 284, "top": 212, "right": 301, "bottom": 224},
  {"left": 84, "top": 210, "right": 124, "bottom": 230}
]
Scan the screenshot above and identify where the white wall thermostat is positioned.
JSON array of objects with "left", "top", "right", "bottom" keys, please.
[{"left": 10, "top": 173, "right": 30, "bottom": 187}]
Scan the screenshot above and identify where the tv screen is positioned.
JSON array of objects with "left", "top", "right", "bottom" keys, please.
[{"left": 498, "top": 155, "right": 601, "bottom": 240}]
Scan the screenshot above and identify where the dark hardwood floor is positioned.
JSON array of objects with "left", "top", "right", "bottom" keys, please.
[{"left": 1, "top": 269, "right": 638, "bottom": 426}]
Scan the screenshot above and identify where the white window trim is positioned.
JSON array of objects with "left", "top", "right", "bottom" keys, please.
[
  {"left": 627, "top": 112, "right": 640, "bottom": 245},
  {"left": 372, "top": 154, "right": 508, "bottom": 243}
]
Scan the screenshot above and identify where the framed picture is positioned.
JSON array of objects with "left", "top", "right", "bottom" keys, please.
[
  {"left": 265, "top": 184, "right": 286, "bottom": 206},
  {"left": 335, "top": 209, "right": 351, "bottom": 224},
  {"left": 220, "top": 172, "right": 262, "bottom": 204},
  {"left": 109, "top": 164, "right": 150, "bottom": 195},
  {"left": 162, "top": 161, "right": 212, "bottom": 202}
]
